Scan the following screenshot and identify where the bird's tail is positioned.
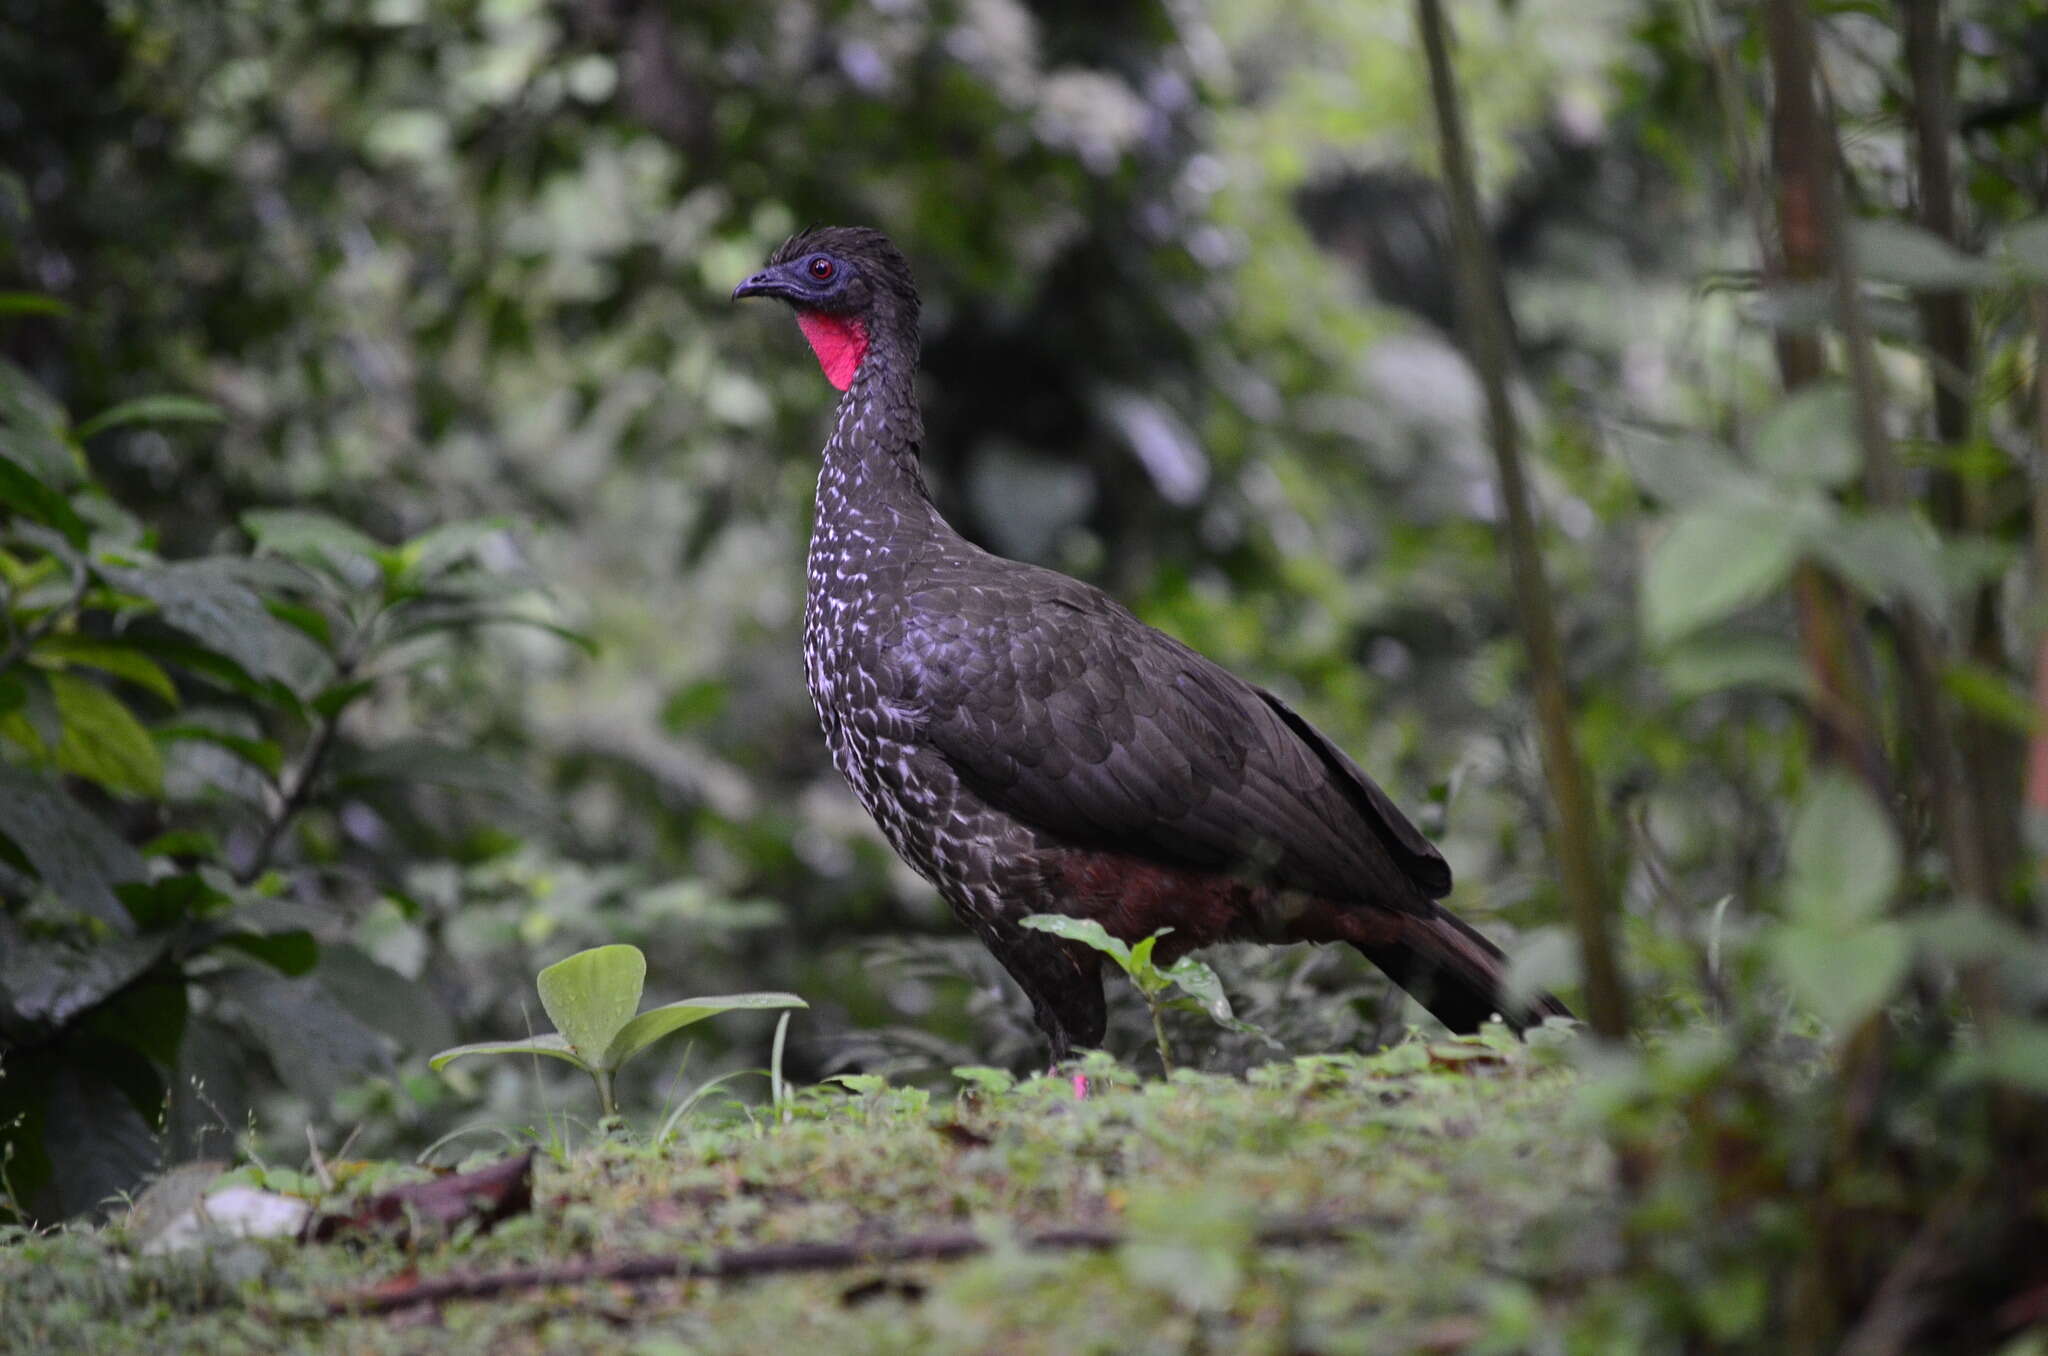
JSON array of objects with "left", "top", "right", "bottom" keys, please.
[{"left": 1349, "top": 903, "right": 1572, "bottom": 1035}]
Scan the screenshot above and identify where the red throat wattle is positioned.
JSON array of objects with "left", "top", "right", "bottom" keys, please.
[{"left": 795, "top": 311, "right": 869, "bottom": 391}]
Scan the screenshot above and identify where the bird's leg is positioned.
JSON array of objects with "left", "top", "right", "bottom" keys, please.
[{"left": 997, "top": 930, "right": 1107, "bottom": 1099}]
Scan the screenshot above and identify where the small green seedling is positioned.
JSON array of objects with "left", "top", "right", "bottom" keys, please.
[
  {"left": 430, "top": 944, "right": 805, "bottom": 1118},
  {"left": 1020, "top": 915, "right": 1269, "bottom": 1073}
]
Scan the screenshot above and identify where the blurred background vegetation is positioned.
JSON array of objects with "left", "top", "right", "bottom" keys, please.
[{"left": 6, "top": 0, "right": 2048, "bottom": 1345}]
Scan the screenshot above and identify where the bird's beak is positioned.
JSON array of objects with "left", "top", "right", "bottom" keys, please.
[{"left": 731, "top": 269, "right": 783, "bottom": 302}]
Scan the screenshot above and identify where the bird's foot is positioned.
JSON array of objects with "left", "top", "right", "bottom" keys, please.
[{"left": 1047, "top": 1065, "right": 1090, "bottom": 1100}]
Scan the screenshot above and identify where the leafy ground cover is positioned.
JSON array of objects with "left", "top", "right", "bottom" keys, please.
[{"left": 0, "top": 1036, "right": 1614, "bottom": 1354}]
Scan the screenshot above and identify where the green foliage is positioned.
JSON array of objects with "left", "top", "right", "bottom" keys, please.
[
  {"left": 1020, "top": 914, "right": 1272, "bottom": 1073},
  {"left": 430, "top": 944, "right": 803, "bottom": 1117},
  {"left": 0, "top": 354, "right": 578, "bottom": 1222}
]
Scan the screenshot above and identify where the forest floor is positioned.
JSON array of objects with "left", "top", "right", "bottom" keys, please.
[{"left": 1, "top": 1034, "right": 1619, "bottom": 1354}]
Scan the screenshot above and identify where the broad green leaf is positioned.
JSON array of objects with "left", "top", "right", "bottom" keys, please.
[
  {"left": 1642, "top": 503, "right": 1805, "bottom": 644},
  {"left": 1771, "top": 920, "right": 1909, "bottom": 1030},
  {"left": 1021, "top": 913, "right": 1132, "bottom": 968},
  {"left": 315, "top": 944, "right": 457, "bottom": 1055},
  {"left": 73, "top": 395, "right": 223, "bottom": 441},
  {"left": 602, "top": 991, "right": 808, "bottom": 1070},
  {"left": 0, "top": 920, "right": 165, "bottom": 1026},
  {"left": 1813, "top": 510, "right": 1948, "bottom": 620},
  {"left": 1163, "top": 956, "right": 1233, "bottom": 1024},
  {"left": 0, "top": 451, "right": 89, "bottom": 546},
  {"left": 1613, "top": 431, "right": 1758, "bottom": 508},
  {"left": 1752, "top": 386, "right": 1857, "bottom": 487},
  {"left": 48, "top": 671, "right": 162, "bottom": 796},
  {"left": 1786, "top": 773, "right": 1898, "bottom": 929},
  {"left": 0, "top": 763, "right": 144, "bottom": 925},
  {"left": 103, "top": 560, "right": 331, "bottom": 693},
  {"left": 1128, "top": 930, "right": 1164, "bottom": 975},
  {"left": 536, "top": 944, "right": 646, "bottom": 1065},
  {"left": 30, "top": 636, "right": 178, "bottom": 706},
  {"left": 1849, "top": 220, "right": 1995, "bottom": 291},
  {"left": 214, "top": 968, "right": 394, "bottom": 1104},
  {"left": 429, "top": 1033, "right": 585, "bottom": 1073}
]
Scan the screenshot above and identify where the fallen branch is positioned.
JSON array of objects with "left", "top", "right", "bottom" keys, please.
[{"left": 325, "top": 1212, "right": 1366, "bottom": 1317}]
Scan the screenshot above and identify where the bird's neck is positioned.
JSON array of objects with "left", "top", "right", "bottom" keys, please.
[{"left": 814, "top": 317, "right": 937, "bottom": 531}]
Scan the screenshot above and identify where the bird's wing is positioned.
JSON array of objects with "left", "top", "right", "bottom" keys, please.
[{"left": 879, "top": 563, "right": 1449, "bottom": 908}]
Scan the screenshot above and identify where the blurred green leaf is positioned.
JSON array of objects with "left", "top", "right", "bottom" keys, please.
[
  {"left": 1849, "top": 219, "right": 1995, "bottom": 290},
  {"left": 0, "top": 359, "right": 81, "bottom": 486},
  {"left": 0, "top": 763, "right": 144, "bottom": 925},
  {"left": 1813, "top": 510, "right": 1948, "bottom": 620},
  {"left": 1643, "top": 504, "right": 1804, "bottom": 644},
  {"left": 73, "top": 395, "right": 223, "bottom": 442},
  {"left": 0, "top": 922, "right": 165, "bottom": 1028},
  {"left": 47, "top": 671, "right": 162, "bottom": 796},
  {"left": 1942, "top": 663, "right": 2038, "bottom": 734},
  {"left": 219, "top": 929, "right": 319, "bottom": 977},
  {"left": 241, "top": 509, "right": 382, "bottom": 566},
  {"left": 0, "top": 293, "right": 71, "bottom": 318},
  {"left": 1660, "top": 636, "right": 1810, "bottom": 700},
  {"left": 0, "top": 451, "right": 89, "bottom": 547},
  {"left": 951, "top": 1065, "right": 1016, "bottom": 1093},
  {"left": 1613, "top": 431, "right": 1757, "bottom": 508},
  {"left": 1752, "top": 385, "right": 1857, "bottom": 488},
  {"left": 30, "top": 636, "right": 178, "bottom": 706},
  {"left": 1965, "top": 1023, "right": 2048, "bottom": 1094},
  {"left": 103, "top": 560, "right": 331, "bottom": 693},
  {"left": 159, "top": 725, "right": 284, "bottom": 779},
  {"left": 394, "top": 517, "right": 512, "bottom": 581},
  {"left": 215, "top": 969, "right": 392, "bottom": 1104},
  {"left": 1786, "top": 774, "right": 1898, "bottom": 929},
  {"left": 1771, "top": 921, "right": 1909, "bottom": 1030}
]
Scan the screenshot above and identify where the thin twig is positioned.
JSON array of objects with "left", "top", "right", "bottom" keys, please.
[
  {"left": 324, "top": 1213, "right": 1369, "bottom": 1317},
  {"left": 1414, "top": 0, "right": 1630, "bottom": 1039},
  {"left": 236, "top": 660, "right": 353, "bottom": 885}
]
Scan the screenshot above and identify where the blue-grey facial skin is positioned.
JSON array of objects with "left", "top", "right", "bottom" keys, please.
[{"left": 731, "top": 254, "right": 860, "bottom": 311}]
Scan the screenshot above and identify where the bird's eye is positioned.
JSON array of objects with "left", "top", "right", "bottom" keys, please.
[{"left": 807, "top": 256, "right": 835, "bottom": 282}]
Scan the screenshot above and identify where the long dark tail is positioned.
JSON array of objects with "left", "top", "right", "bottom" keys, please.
[{"left": 1350, "top": 903, "right": 1573, "bottom": 1034}]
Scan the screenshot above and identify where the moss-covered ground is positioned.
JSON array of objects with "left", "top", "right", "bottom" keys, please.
[{"left": 1, "top": 1037, "right": 1620, "bottom": 1354}]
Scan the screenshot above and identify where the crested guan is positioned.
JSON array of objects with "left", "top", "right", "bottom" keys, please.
[{"left": 733, "top": 226, "right": 1570, "bottom": 1063}]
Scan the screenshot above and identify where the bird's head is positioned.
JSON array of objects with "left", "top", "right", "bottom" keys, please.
[{"left": 731, "top": 226, "right": 919, "bottom": 392}]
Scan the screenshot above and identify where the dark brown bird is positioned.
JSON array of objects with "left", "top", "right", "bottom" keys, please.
[{"left": 734, "top": 227, "right": 1570, "bottom": 1064}]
